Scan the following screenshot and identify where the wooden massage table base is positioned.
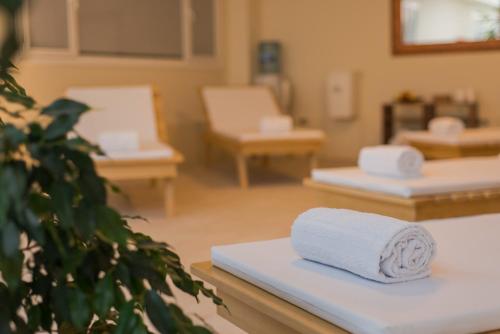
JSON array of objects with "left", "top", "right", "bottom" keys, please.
[
  {"left": 205, "top": 132, "right": 323, "bottom": 189},
  {"left": 96, "top": 151, "right": 183, "bottom": 217},
  {"left": 408, "top": 140, "right": 500, "bottom": 160},
  {"left": 192, "top": 261, "right": 500, "bottom": 334},
  {"left": 192, "top": 261, "right": 348, "bottom": 334},
  {"left": 304, "top": 179, "right": 500, "bottom": 221}
]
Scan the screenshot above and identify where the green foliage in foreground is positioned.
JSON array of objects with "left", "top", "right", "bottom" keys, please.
[{"left": 0, "top": 1, "right": 222, "bottom": 332}]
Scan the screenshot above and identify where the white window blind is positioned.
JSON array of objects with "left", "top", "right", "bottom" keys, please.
[
  {"left": 27, "top": 0, "right": 68, "bottom": 49},
  {"left": 191, "top": 0, "right": 215, "bottom": 56},
  {"left": 78, "top": 0, "right": 183, "bottom": 58}
]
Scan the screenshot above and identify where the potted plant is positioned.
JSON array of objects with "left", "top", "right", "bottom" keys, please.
[{"left": 0, "top": 1, "right": 222, "bottom": 333}]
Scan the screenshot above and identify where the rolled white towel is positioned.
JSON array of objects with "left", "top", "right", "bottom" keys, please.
[
  {"left": 98, "top": 131, "right": 139, "bottom": 153},
  {"left": 429, "top": 117, "right": 465, "bottom": 136},
  {"left": 358, "top": 145, "right": 424, "bottom": 178},
  {"left": 291, "top": 208, "right": 436, "bottom": 283},
  {"left": 259, "top": 115, "right": 293, "bottom": 134}
]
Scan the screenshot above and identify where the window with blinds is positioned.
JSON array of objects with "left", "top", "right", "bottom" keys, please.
[{"left": 25, "top": 0, "right": 218, "bottom": 62}]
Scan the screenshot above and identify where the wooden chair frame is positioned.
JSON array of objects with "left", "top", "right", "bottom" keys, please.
[
  {"left": 201, "top": 86, "right": 324, "bottom": 189},
  {"left": 88, "top": 87, "right": 184, "bottom": 217},
  {"left": 303, "top": 179, "right": 500, "bottom": 221},
  {"left": 408, "top": 140, "right": 500, "bottom": 160}
]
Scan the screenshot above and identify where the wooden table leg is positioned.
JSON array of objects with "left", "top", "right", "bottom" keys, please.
[
  {"left": 309, "top": 154, "right": 318, "bottom": 172},
  {"left": 235, "top": 154, "right": 249, "bottom": 189},
  {"left": 164, "top": 179, "right": 175, "bottom": 218},
  {"left": 204, "top": 138, "right": 213, "bottom": 167}
]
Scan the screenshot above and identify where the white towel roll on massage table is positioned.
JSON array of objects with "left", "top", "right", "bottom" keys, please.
[
  {"left": 428, "top": 117, "right": 465, "bottom": 136},
  {"left": 358, "top": 145, "right": 424, "bottom": 178},
  {"left": 291, "top": 208, "right": 436, "bottom": 283},
  {"left": 212, "top": 213, "right": 500, "bottom": 334}
]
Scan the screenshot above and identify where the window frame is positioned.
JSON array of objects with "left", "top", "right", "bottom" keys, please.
[{"left": 21, "top": 0, "right": 222, "bottom": 68}]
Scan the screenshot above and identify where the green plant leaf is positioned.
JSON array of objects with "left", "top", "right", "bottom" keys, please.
[
  {"left": 1, "top": 221, "right": 19, "bottom": 257},
  {"left": 93, "top": 274, "right": 114, "bottom": 318},
  {"left": 68, "top": 288, "right": 91, "bottom": 330},
  {"left": 0, "top": 124, "right": 26, "bottom": 151},
  {"left": 145, "top": 290, "right": 175, "bottom": 334},
  {"left": 95, "top": 206, "right": 128, "bottom": 246},
  {"left": 0, "top": 251, "right": 23, "bottom": 290},
  {"left": 42, "top": 99, "right": 89, "bottom": 140},
  {"left": 74, "top": 202, "right": 96, "bottom": 240},
  {"left": 27, "top": 304, "right": 42, "bottom": 331},
  {"left": 115, "top": 301, "right": 141, "bottom": 334},
  {"left": 49, "top": 182, "right": 75, "bottom": 228}
]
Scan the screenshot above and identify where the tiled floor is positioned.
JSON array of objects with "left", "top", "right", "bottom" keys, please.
[{"left": 111, "top": 162, "right": 323, "bottom": 333}]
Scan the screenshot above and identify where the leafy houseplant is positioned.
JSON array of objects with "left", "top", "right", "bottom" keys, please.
[{"left": 0, "top": 1, "right": 222, "bottom": 333}]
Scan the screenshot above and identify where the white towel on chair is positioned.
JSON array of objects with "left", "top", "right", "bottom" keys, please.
[
  {"left": 259, "top": 115, "right": 293, "bottom": 134},
  {"left": 429, "top": 117, "right": 465, "bottom": 136},
  {"left": 358, "top": 145, "right": 424, "bottom": 178},
  {"left": 98, "top": 131, "right": 139, "bottom": 153},
  {"left": 291, "top": 208, "right": 436, "bottom": 283}
]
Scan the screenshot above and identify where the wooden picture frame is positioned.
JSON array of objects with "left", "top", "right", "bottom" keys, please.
[{"left": 392, "top": 0, "right": 500, "bottom": 55}]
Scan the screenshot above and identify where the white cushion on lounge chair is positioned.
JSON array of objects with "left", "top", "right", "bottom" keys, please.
[
  {"left": 212, "top": 213, "right": 500, "bottom": 334},
  {"left": 395, "top": 128, "right": 500, "bottom": 146},
  {"left": 202, "top": 86, "right": 325, "bottom": 142},
  {"left": 94, "top": 141, "right": 173, "bottom": 161},
  {"left": 312, "top": 157, "right": 500, "bottom": 198},
  {"left": 202, "top": 86, "right": 280, "bottom": 134},
  {"left": 221, "top": 128, "right": 325, "bottom": 142},
  {"left": 66, "top": 86, "right": 158, "bottom": 143}
]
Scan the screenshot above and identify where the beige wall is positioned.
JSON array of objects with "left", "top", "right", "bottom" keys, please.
[
  {"left": 224, "top": 0, "right": 252, "bottom": 84},
  {"left": 255, "top": 0, "right": 500, "bottom": 161}
]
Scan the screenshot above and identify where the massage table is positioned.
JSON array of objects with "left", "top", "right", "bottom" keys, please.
[
  {"left": 67, "top": 86, "right": 184, "bottom": 217},
  {"left": 201, "top": 86, "right": 325, "bottom": 189},
  {"left": 395, "top": 128, "right": 500, "bottom": 159},
  {"left": 304, "top": 157, "right": 500, "bottom": 221},
  {"left": 192, "top": 213, "right": 500, "bottom": 334}
]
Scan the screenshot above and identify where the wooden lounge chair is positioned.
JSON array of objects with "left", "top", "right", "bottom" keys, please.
[
  {"left": 66, "top": 85, "right": 183, "bottom": 218},
  {"left": 201, "top": 86, "right": 325, "bottom": 189}
]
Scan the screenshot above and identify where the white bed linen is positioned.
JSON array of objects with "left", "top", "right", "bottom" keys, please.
[
  {"left": 212, "top": 213, "right": 500, "bottom": 334},
  {"left": 202, "top": 87, "right": 280, "bottom": 134},
  {"left": 93, "top": 142, "right": 173, "bottom": 161},
  {"left": 395, "top": 128, "right": 500, "bottom": 146},
  {"left": 312, "top": 157, "right": 500, "bottom": 198}
]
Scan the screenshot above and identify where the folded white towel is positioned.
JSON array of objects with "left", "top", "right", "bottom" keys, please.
[
  {"left": 358, "top": 145, "right": 424, "bottom": 178},
  {"left": 98, "top": 131, "right": 139, "bottom": 153},
  {"left": 429, "top": 117, "right": 465, "bottom": 136},
  {"left": 291, "top": 208, "right": 436, "bottom": 283},
  {"left": 259, "top": 115, "right": 293, "bottom": 134}
]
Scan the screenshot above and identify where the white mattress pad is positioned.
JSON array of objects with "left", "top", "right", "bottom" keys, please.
[{"left": 212, "top": 213, "right": 500, "bottom": 334}]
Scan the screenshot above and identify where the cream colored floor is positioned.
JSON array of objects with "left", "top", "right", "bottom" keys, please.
[{"left": 110, "top": 161, "right": 323, "bottom": 333}]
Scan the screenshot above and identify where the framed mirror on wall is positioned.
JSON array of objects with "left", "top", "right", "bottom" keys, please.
[{"left": 392, "top": 0, "right": 500, "bottom": 54}]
